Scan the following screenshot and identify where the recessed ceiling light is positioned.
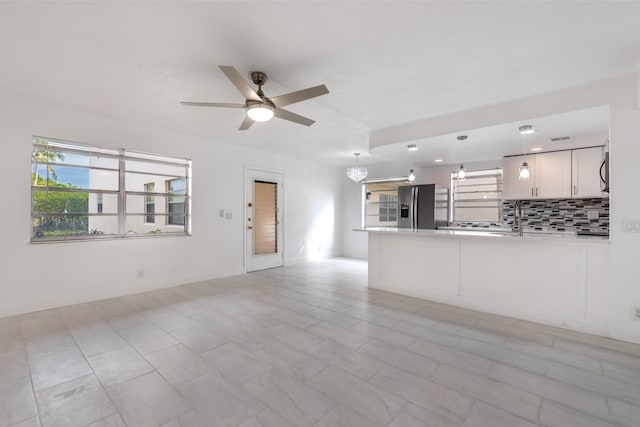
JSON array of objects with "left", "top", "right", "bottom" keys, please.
[
  {"left": 407, "top": 144, "right": 418, "bottom": 151},
  {"left": 434, "top": 159, "right": 444, "bottom": 163},
  {"left": 530, "top": 147, "right": 544, "bottom": 152},
  {"left": 519, "top": 125, "right": 536, "bottom": 135}
]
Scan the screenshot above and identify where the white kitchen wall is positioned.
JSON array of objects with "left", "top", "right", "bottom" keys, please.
[{"left": 0, "top": 93, "right": 343, "bottom": 318}]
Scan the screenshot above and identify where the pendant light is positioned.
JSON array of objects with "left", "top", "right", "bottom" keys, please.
[
  {"left": 457, "top": 135, "right": 467, "bottom": 181},
  {"left": 408, "top": 169, "right": 416, "bottom": 182},
  {"left": 518, "top": 125, "right": 535, "bottom": 181},
  {"left": 347, "top": 152, "right": 367, "bottom": 182}
]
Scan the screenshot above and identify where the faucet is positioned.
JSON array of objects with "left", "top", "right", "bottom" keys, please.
[{"left": 512, "top": 200, "right": 524, "bottom": 237}]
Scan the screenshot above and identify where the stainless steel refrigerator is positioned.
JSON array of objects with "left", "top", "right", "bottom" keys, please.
[{"left": 397, "top": 184, "right": 449, "bottom": 229}]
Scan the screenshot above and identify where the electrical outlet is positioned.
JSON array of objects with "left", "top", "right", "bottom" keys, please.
[
  {"left": 136, "top": 269, "right": 144, "bottom": 279},
  {"left": 587, "top": 210, "right": 599, "bottom": 220},
  {"left": 225, "top": 212, "right": 232, "bottom": 220},
  {"left": 634, "top": 307, "right": 640, "bottom": 320}
]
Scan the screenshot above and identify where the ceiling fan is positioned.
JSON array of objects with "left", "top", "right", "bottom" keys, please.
[{"left": 181, "top": 66, "right": 329, "bottom": 130}]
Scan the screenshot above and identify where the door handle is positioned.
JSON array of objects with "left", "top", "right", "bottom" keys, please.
[{"left": 247, "top": 226, "right": 253, "bottom": 230}]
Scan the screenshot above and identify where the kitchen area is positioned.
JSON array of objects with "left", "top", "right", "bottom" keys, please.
[{"left": 353, "top": 106, "right": 612, "bottom": 337}]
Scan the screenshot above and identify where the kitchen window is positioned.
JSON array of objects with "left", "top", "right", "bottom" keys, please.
[
  {"left": 364, "top": 182, "right": 401, "bottom": 227},
  {"left": 31, "top": 136, "right": 191, "bottom": 242},
  {"left": 450, "top": 168, "right": 503, "bottom": 223}
]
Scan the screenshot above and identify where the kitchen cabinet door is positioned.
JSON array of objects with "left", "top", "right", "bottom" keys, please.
[
  {"left": 535, "top": 150, "right": 572, "bottom": 199},
  {"left": 572, "top": 146, "right": 605, "bottom": 198},
  {"left": 502, "top": 155, "right": 535, "bottom": 200}
]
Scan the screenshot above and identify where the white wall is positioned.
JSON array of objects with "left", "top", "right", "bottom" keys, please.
[
  {"left": 0, "top": 94, "right": 343, "bottom": 318},
  {"left": 363, "top": 73, "right": 640, "bottom": 344}
]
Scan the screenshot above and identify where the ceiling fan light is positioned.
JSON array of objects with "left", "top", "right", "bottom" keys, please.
[
  {"left": 247, "top": 104, "right": 274, "bottom": 122},
  {"left": 519, "top": 125, "right": 535, "bottom": 135}
]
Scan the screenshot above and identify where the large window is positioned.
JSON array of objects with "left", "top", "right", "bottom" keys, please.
[
  {"left": 31, "top": 137, "right": 191, "bottom": 242},
  {"left": 450, "top": 168, "right": 503, "bottom": 223},
  {"left": 364, "top": 182, "right": 400, "bottom": 227}
]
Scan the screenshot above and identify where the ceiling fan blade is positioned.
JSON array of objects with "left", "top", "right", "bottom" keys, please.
[
  {"left": 219, "top": 66, "right": 261, "bottom": 102},
  {"left": 270, "top": 85, "right": 329, "bottom": 108},
  {"left": 180, "top": 102, "right": 245, "bottom": 108},
  {"left": 273, "top": 108, "right": 315, "bottom": 126},
  {"left": 238, "top": 115, "right": 254, "bottom": 131}
]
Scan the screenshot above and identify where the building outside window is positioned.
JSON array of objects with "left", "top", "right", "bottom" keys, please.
[
  {"left": 31, "top": 136, "right": 191, "bottom": 242},
  {"left": 144, "top": 183, "right": 155, "bottom": 224},
  {"left": 166, "top": 178, "right": 186, "bottom": 226},
  {"left": 450, "top": 168, "right": 503, "bottom": 223}
]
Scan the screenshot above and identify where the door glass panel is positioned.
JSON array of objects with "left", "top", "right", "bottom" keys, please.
[{"left": 254, "top": 181, "right": 277, "bottom": 255}]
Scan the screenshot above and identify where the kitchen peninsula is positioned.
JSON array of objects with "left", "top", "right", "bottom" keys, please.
[{"left": 357, "top": 227, "right": 610, "bottom": 335}]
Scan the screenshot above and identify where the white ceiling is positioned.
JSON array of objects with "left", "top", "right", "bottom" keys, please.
[{"left": 0, "top": 2, "right": 638, "bottom": 166}]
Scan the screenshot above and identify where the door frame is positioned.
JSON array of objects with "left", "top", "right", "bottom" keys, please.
[{"left": 244, "top": 167, "right": 285, "bottom": 273}]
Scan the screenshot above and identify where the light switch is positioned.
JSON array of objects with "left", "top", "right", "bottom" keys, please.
[
  {"left": 219, "top": 209, "right": 225, "bottom": 218},
  {"left": 623, "top": 219, "right": 640, "bottom": 232}
]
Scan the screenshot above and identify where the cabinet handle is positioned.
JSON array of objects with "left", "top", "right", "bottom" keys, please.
[
  {"left": 573, "top": 185, "right": 577, "bottom": 196},
  {"left": 536, "top": 187, "right": 539, "bottom": 197}
]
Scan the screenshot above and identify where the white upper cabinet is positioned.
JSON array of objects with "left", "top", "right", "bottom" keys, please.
[
  {"left": 503, "top": 155, "right": 535, "bottom": 200},
  {"left": 535, "top": 150, "right": 572, "bottom": 199},
  {"left": 572, "top": 146, "right": 605, "bottom": 198},
  {"left": 503, "top": 149, "right": 582, "bottom": 200}
]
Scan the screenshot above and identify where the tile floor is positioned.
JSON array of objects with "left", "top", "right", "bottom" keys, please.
[{"left": 1, "top": 257, "right": 640, "bottom": 427}]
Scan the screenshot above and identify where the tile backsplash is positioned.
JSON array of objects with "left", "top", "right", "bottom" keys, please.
[{"left": 503, "top": 198, "right": 609, "bottom": 235}]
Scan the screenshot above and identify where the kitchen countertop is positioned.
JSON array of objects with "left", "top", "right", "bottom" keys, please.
[{"left": 354, "top": 227, "right": 610, "bottom": 243}]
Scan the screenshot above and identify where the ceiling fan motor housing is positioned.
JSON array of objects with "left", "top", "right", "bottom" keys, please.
[{"left": 250, "top": 71, "right": 268, "bottom": 87}]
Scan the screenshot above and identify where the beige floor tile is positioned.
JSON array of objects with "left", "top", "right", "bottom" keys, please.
[
  {"left": 307, "top": 366, "right": 405, "bottom": 426},
  {"left": 539, "top": 400, "right": 617, "bottom": 427},
  {"left": 306, "top": 340, "right": 384, "bottom": 380},
  {"left": 350, "top": 321, "right": 416, "bottom": 348},
  {"left": 202, "top": 342, "right": 273, "bottom": 384},
  {"left": 462, "top": 401, "right": 537, "bottom": 427},
  {"left": 29, "top": 347, "right": 93, "bottom": 391},
  {"left": 86, "top": 413, "right": 126, "bottom": 427},
  {"left": 88, "top": 346, "right": 153, "bottom": 387},
  {"left": 0, "top": 376, "right": 37, "bottom": 427},
  {"left": 69, "top": 321, "right": 128, "bottom": 358},
  {"left": 178, "top": 374, "right": 264, "bottom": 427},
  {"left": 314, "top": 405, "right": 382, "bottom": 427},
  {"left": 144, "top": 344, "right": 206, "bottom": 386},
  {"left": 431, "top": 365, "right": 541, "bottom": 422},
  {"left": 107, "top": 372, "right": 189, "bottom": 427},
  {"left": 607, "top": 397, "right": 640, "bottom": 427},
  {"left": 36, "top": 375, "right": 115, "bottom": 427},
  {"left": 392, "top": 320, "right": 462, "bottom": 347},
  {"left": 244, "top": 369, "right": 336, "bottom": 426},
  {"left": 489, "top": 363, "right": 609, "bottom": 420},
  {"left": 369, "top": 365, "right": 474, "bottom": 419},
  {"left": 306, "top": 322, "right": 369, "bottom": 350},
  {"left": 358, "top": 339, "right": 438, "bottom": 379},
  {"left": 409, "top": 338, "right": 493, "bottom": 376}
]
